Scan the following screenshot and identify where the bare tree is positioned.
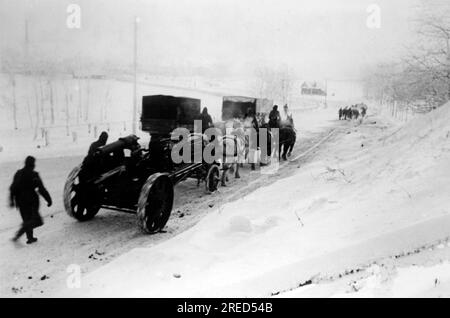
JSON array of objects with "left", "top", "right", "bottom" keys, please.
[
  {"left": 2, "top": 52, "right": 20, "bottom": 130},
  {"left": 40, "top": 60, "right": 58, "bottom": 126},
  {"left": 254, "top": 65, "right": 294, "bottom": 103},
  {"left": 26, "top": 98, "right": 33, "bottom": 128},
  {"left": 63, "top": 81, "right": 71, "bottom": 136},
  {"left": 33, "top": 81, "right": 41, "bottom": 140},
  {"left": 48, "top": 79, "right": 55, "bottom": 125},
  {"left": 10, "top": 73, "right": 18, "bottom": 130},
  {"left": 405, "top": 1, "right": 450, "bottom": 102},
  {"left": 85, "top": 78, "right": 91, "bottom": 122},
  {"left": 103, "top": 86, "right": 111, "bottom": 122},
  {"left": 38, "top": 77, "right": 46, "bottom": 125},
  {"left": 77, "top": 79, "right": 82, "bottom": 124},
  {"left": 363, "top": 2, "right": 450, "bottom": 109}
]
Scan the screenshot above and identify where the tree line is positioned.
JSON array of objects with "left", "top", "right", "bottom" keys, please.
[{"left": 363, "top": 2, "right": 450, "bottom": 110}]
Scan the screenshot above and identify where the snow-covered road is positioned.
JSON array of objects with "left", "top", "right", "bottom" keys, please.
[{"left": 0, "top": 107, "right": 341, "bottom": 297}]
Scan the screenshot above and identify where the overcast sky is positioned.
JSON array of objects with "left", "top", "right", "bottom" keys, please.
[{"left": 0, "top": 0, "right": 438, "bottom": 80}]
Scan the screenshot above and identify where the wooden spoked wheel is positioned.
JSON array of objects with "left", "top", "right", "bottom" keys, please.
[
  {"left": 205, "top": 164, "right": 220, "bottom": 193},
  {"left": 63, "top": 165, "right": 100, "bottom": 221},
  {"left": 137, "top": 173, "right": 174, "bottom": 234}
]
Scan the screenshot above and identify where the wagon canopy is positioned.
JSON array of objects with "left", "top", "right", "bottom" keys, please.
[
  {"left": 222, "top": 96, "right": 273, "bottom": 121},
  {"left": 141, "top": 95, "right": 201, "bottom": 135}
]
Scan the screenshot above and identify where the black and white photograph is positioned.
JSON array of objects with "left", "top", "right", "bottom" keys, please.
[{"left": 1, "top": 0, "right": 450, "bottom": 301}]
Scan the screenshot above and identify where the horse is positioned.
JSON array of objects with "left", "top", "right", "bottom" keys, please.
[
  {"left": 223, "top": 118, "right": 259, "bottom": 171},
  {"left": 217, "top": 116, "right": 276, "bottom": 172},
  {"left": 351, "top": 107, "right": 360, "bottom": 120},
  {"left": 211, "top": 121, "right": 245, "bottom": 186},
  {"left": 359, "top": 103, "right": 368, "bottom": 118},
  {"left": 343, "top": 107, "right": 351, "bottom": 120},
  {"left": 278, "top": 115, "right": 296, "bottom": 161}
]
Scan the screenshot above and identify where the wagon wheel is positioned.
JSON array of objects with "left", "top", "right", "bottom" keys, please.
[
  {"left": 205, "top": 164, "right": 220, "bottom": 193},
  {"left": 137, "top": 173, "right": 174, "bottom": 234},
  {"left": 63, "top": 165, "right": 100, "bottom": 221}
]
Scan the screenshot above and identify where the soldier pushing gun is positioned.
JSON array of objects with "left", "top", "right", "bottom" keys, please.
[{"left": 9, "top": 156, "right": 52, "bottom": 244}]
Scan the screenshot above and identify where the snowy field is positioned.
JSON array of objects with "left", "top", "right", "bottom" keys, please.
[
  {"left": 0, "top": 74, "right": 224, "bottom": 163},
  {"left": 60, "top": 101, "right": 450, "bottom": 298}
]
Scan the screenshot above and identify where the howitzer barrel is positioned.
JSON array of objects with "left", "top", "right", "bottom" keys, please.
[{"left": 96, "top": 135, "right": 140, "bottom": 155}]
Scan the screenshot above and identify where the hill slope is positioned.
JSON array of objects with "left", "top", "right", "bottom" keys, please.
[{"left": 63, "top": 102, "right": 450, "bottom": 297}]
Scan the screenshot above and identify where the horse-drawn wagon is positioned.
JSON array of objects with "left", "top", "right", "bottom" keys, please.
[
  {"left": 220, "top": 96, "right": 296, "bottom": 162},
  {"left": 63, "top": 95, "right": 221, "bottom": 233},
  {"left": 218, "top": 96, "right": 274, "bottom": 169},
  {"left": 221, "top": 96, "right": 273, "bottom": 122}
]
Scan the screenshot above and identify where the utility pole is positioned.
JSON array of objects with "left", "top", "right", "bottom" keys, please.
[
  {"left": 25, "top": 19, "right": 29, "bottom": 71},
  {"left": 446, "top": 36, "right": 450, "bottom": 101},
  {"left": 132, "top": 16, "right": 140, "bottom": 135}
]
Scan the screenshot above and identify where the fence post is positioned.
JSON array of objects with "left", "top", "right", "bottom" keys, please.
[{"left": 44, "top": 129, "right": 50, "bottom": 146}]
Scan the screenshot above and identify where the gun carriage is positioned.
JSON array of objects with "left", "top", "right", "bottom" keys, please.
[{"left": 63, "top": 95, "right": 221, "bottom": 233}]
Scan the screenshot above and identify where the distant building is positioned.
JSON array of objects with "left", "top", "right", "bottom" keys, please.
[{"left": 301, "top": 81, "right": 327, "bottom": 96}]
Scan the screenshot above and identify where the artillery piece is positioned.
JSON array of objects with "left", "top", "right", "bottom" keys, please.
[{"left": 63, "top": 95, "right": 221, "bottom": 234}]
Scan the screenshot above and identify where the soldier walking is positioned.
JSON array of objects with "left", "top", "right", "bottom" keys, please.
[
  {"left": 268, "top": 105, "right": 281, "bottom": 129},
  {"left": 9, "top": 156, "right": 52, "bottom": 244},
  {"left": 199, "top": 107, "right": 213, "bottom": 133},
  {"left": 282, "top": 104, "right": 292, "bottom": 121}
]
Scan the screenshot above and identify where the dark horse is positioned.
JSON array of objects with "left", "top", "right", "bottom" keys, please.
[{"left": 279, "top": 115, "right": 296, "bottom": 160}]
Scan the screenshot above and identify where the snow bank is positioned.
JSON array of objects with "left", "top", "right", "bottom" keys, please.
[
  {"left": 278, "top": 224, "right": 450, "bottom": 298},
  {"left": 389, "top": 262, "right": 450, "bottom": 297}
]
